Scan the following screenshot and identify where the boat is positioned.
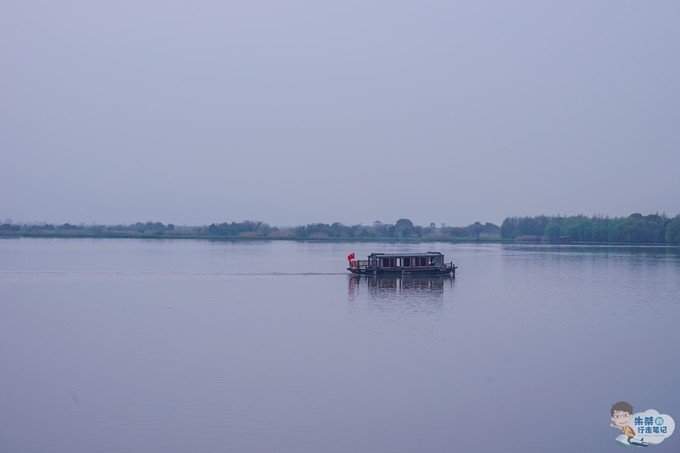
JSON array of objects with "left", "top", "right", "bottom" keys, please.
[
  {"left": 629, "top": 438, "right": 649, "bottom": 447},
  {"left": 346, "top": 252, "right": 456, "bottom": 276}
]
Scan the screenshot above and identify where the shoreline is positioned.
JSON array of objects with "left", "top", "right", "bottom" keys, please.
[{"left": 1, "top": 233, "right": 678, "bottom": 247}]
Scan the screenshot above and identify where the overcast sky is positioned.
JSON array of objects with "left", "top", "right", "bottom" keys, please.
[{"left": 1, "top": 0, "right": 679, "bottom": 226}]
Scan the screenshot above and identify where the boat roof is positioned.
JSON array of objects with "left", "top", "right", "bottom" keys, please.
[{"left": 368, "top": 252, "right": 443, "bottom": 257}]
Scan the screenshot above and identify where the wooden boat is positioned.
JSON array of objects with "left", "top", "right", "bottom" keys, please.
[{"left": 347, "top": 252, "right": 456, "bottom": 276}]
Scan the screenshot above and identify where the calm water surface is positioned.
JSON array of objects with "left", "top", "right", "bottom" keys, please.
[{"left": 1, "top": 239, "right": 679, "bottom": 453}]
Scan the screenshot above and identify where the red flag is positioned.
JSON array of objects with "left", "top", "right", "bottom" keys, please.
[{"left": 347, "top": 252, "right": 355, "bottom": 262}]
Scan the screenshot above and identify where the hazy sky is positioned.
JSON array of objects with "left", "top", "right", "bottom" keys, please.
[{"left": 2, "top": 1, "right": 679, "bottom": 226}]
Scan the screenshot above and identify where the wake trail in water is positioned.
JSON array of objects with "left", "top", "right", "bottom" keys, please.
[{"left": 0, "top": 270, "right": 347, "bottom": 276}]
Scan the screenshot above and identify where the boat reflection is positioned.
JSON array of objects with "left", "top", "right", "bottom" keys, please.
[{"left": 347, "top": 275, "right": 453, "bottom": 311}]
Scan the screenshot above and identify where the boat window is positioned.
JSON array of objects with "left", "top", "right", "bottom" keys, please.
[
  {"left": 403, "top": 257, "right": 410, "bottom": 267},
  {"left": 381, "top": 257, "right": 397, "bottom": 267}
]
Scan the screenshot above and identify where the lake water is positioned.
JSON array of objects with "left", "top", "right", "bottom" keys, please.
[{"left": 1, "top": 239, "right": 679, "bottom": 453}]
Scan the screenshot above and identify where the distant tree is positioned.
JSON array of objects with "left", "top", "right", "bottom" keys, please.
[
  {"left": 544, "top": 221, "right": 561, "bottom": 242},
  {"left": 665, "top": 216, "right": 680, "bottom": 244},
  {"left": 394, "top": 218, "right": 415, "bottom": 237},
  {"left": 482, "top": 223, "right": 501, "bottom": 236},
  {"left": 329, "top": 222, "right": 350, "bottom": 238},
  {"left": 469, "top": 222, "right": 483, "bottom": 240},
  {"left": 500, "top": 218, "right": 517, "bottom": 239}
]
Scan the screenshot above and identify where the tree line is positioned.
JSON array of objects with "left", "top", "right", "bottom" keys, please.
[
  {"left": 0, "top": 219, "right": 500, "bottom": 241},
  {"left": 2, "top": 213, "right": 679, "bottom": 243},
  {"left": 501, "top": 213, "right": 680, "bottom": 244}
]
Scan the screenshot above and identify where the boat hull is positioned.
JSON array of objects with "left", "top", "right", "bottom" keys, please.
[{"left": 347, "top": 266, "right": 456, "bottom": 276}]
